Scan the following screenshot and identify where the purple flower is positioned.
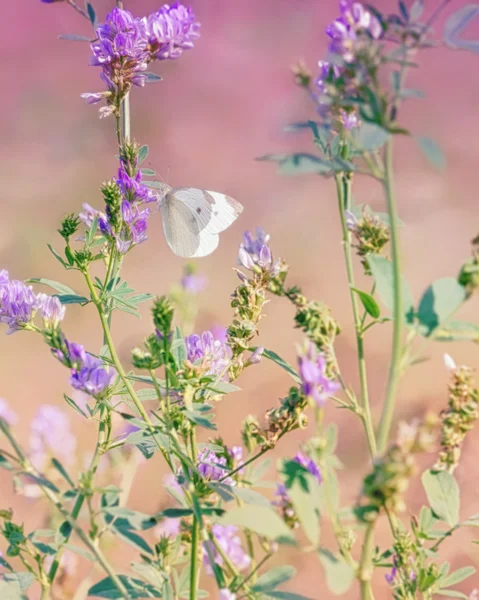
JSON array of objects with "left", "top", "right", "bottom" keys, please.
[
  {"left": 239, "top": 228, "right": 281, "bottom": 276},
  {"left": 298, "top": 342, "right": 340, "bottom": 406},
  {"left": 154, "top": 518, "right": 181, "bottom": 539},
  {"left": 52, "top": 339, "right": 87, "bottom": 368},
  {"left": 29, "top": 405, "right": 76, "bottom": 472},
  {"left": 37, "top": 294, "right": 66, "bottom": 328},
  {"left": 185, "top": 330, "right": 230, "bottom": 377},
  {"left": 247, "top": 346, "right": 264, "bottom": 365},
  {"left": 181, "top": 273, "right": 207, "bottom": 294},
  {"left": 197, "top": 449, "right": 234, "bottom": 486},
  {"left": 0, "top": 270, "right": 8, "bottom": 287},
  {"left": 143, "top": 3, "right": 200, "bottom": 60},
  {"left": 327, "top": 1, "right": 382, "bottom": 63},
  {"left": 0, "top": 277, "right": 40, "bottom": 334},
  {"left": 0, "top": 399, "right": 17, "bottom": 426},
  {"left": 294, "top": 451, "right": 322, "bottom": 483},
  {"left": 79, "top": 203, "right": 106, "bottom": 228},
  {"left": 70, "top": 353, "right": 115, "bottom": 397},
  {"left": 219, "top": 591, "right": 236, "bottom": 600},
  {"left": 204, "top": 525, "right": 251, "bottom": 575},
  {"left": 117, "top": 166, "right": 156, "bottom": 205}
]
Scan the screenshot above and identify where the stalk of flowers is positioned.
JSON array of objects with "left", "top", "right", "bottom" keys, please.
[
  {"left": 345, "top": 208, "right": 390, "bottom": 274},
  {"left": 79, "top": 141, "right": 156, "bottom": 256},
  {"left": 434, "top": 355, "right": 479, "bottom": 473},
  {"left": 82, "top": 4, "right": 200, "bottom": 119},
  {"left": 227, "top": 228, "right": 285, "bottom": 378},
  {"left": 356, "top": 414, "right": 438, "bottom": 521}
]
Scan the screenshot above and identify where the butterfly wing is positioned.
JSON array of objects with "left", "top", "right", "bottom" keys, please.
[
  {"left": 204, "top": 191, "right": 243, "bottom": 234},
  {"left": 160, "top": 187, "right": 242, "bottom": 258},
  {"left": 160, "top": 195, "right": 202, "bottom": 258}
]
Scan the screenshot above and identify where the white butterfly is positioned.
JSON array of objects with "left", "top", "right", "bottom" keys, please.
[{"left": 158, "top": 186, "right": 243, "bottom": 258}]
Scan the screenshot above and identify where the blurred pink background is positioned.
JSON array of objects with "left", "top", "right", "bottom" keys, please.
[{"left": 2, "top": 0, "right": 479, "bottom": 597}]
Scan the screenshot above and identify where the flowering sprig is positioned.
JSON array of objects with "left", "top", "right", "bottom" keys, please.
[{"left": 83, "top": 4, "right": 199, "bottom": 118}]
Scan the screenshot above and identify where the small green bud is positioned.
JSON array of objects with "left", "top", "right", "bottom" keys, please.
[
  {"left": 58, "top": 213, "right": 80, "bottom": 242},
  {"left": 152, "top": 296, "right": 174, "bottom": 335}
]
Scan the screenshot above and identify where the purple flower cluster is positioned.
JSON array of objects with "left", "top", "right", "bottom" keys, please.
[
  {"left": 80, "top": 163, "right": 156, "bottom": 254},
  {"left": 238, "top": 228, "right": 281, "bottom": 277},
  {"left": 385, "top": 554, "right": 417, "bottom": 586},
  {"left": 53, "top": 339, "right": 115, "bottom": 398},
  {"left": 83, "top": 5, "right": 199, "bottom": 117},
  {"left": 327, "top": 1, "right": 382, "bottom": 62},
  {"left": 197, "top": 448, "right": 234, "bottom": 486},
  {"left": 29, "top": 405, "right": 77, "bottom": 472},
  {"left": 204, "top": 525, "right": 251, "bottom": 575},
  {"left": 181, "top": 272, "right": 207, "bottom": 294},
  {"left": 0, "top": 398, "right": 17, "bottom": 426},
  {"left": 298, "top": 342, "right": 340, "bottom": 406},
  {"left": 185, "top": 330, "right": 230, "bottom": 377},
  {"left": 0, "top": 271, "right": 65, "bottom": 334},
  {"left": 314, "top": 1, "right": 383, "bottom": 128}
]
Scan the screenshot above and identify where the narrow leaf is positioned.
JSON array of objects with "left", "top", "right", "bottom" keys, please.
[
  {"left": 416, "top": 136, "right": 446, "bottom": 169},
  {"left": 88, "top": 576, "right": 161, "bottom": 599},
  {"left": 368, "top": 255, "right": 414, "bottom": 323},
  {"left": 220, "top": 505, "right": 295, "bottom": 543},
  {"left": 263, "top": 349, "right": 301, "bottom": 384},
  {"left": 26, "top": 278, "right": 76, "bottom": 295},
  {"left": 351, "top": 288, "right": 381, "bottom": 319}
]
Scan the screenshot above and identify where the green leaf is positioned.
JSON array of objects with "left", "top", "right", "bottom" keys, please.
[
  {"left": 88, "top": 576, "right": 161, "bottom": 599},
  {"left": 64, "top": 544, "right": 96, "bottom": 562},
  {"left": 51, "top": 458, "right": 75, "bottom": 487},
  {"left": 266, "top": 593, "right": 313, "bottom": 600},
  {"left": 251, "top": 565, "right": 296, "bottom": 593},
  {"left": 436, "top": 591, "right": 469, "bottom": 599},
  {"left": 58, "top": 33, "right": 92, "bottom": 42},
  {"left": 444, "top": 5, "right": 479, "bottom": 46},
  {"left": 417, "top": 278, "right": 466, "bottom": 336},
  {"left": 232, "top": 487, "right": 271, "bottom": 507},
  {"left": 26, "top": 278, "right": 76, "bottom": 295},
  {"left": 440, "top": 566, "right": 476, "bottom": 587},
  {"left": 0, "top": 572, "right": 34, "bottom": 592},
  {"left": 171, "top": 327, "right": 187, "bottom": 368},
  {"left": 145, "top": 72, "right": 163, "bottom": 83},
  {"left": 63, "top": 393, "right": 88, "bottom": 418},
  {"left": 422, "top": 470, "right": 460, "bottom": 526},
  {"left": 432, "top": 320, "right": 479, "bottom": 342},
  {"left": 220, "top": 505, "right": 295, "bottom": 543},
  {"left": 103, "top": 507, "right": 157, "bottom": 531},
  {"left": 85, "top": 1, "right": 97, "bottom": 26},
  {"left": 54, "top": 294, "right": 90, "bottom": 305},
  {"left": 47, "top": 244, "right": 69, "bottom": 268},
  {"left": 184, "top": 409, "right": 217, "bottom": 430},
  {"left": 368, "top": 255, "right": 414, "bottom": 323},
  {"left": 318, "top": 549, "right": 355, "bottom": 595},
  {"left": 351, "top": 288, "right": 381, "bottom": 319},
  {"left": 281, "top": 460, "right": 321, "bottom": 547},
  {"left": 353, "top": 123, "right": 389, "bottom": 152},
  {"left": 138, "top": 145, "right": 149, "bottom": 164},
  {"left": 263, "top": 349, "right": 301, "bottom": 384},
  {"left": 140, "top": 168, "right": 156, "bottom": 176},
  {"left": 206, "top": 381, "right": 242, "bottom": 394},
  {"left": 415, "top": 136, "right": 446, "bottom": 169},
  {"left": 20, "top": 473, "right": 59, "bottom": 493},
  {"left": 257, "top": 153, "right": 332, "bottom": 176}
]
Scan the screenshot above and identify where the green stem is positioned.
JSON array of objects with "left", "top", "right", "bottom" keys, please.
[
  {"left": 0, "top": 421, "right": 131, "bottom": 600},
  {"left": 49, "top": 417, "right": 108, "bottom": 585},
  {"left": 67, "top": 0, "right": 89, "bottom": 19},
  {"left": 335, "top": 173, "right": 377, "bottom": 457},
  {"left": 358, "top": 522, "right": 376, "bottom": 600},
  {"left": 40, "top": 585, "right": 50, "bottom": 600},
  {"left": 377, "top": 138, "right": 403, "bottom": 454},
  {"left": 219, "top": 447, "right": 269, "bottom": 483},
  {"left": 189, "top": 517, "right": 200, "bottom": 600}
]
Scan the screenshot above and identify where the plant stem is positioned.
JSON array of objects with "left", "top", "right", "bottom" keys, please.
[
  {"left": 377, "top": 138, "right": 403, "bottom": 454},
  {"left": 358, "top": 522, "right": 376, "bottom": 600},
  {"left": 47, "top": 417, "right": 108, "bottom": 585},
  {"left": 189, "top": 517, "right": 200, "bottom": 600},
  {"left": 40, "top": 585, "right": 50, "bottom": 600},
  {"left": 219, "top": 447, "right": 269, "bottom": 483},
  {"left": 335, "top": 173, "right": 377, "bottom": 457},
  {"left": 0, "top": 421, "right": 131, "bottom": 600},
  {"left": 67, "top": 0, "right": 89, "bottom": 19}
]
